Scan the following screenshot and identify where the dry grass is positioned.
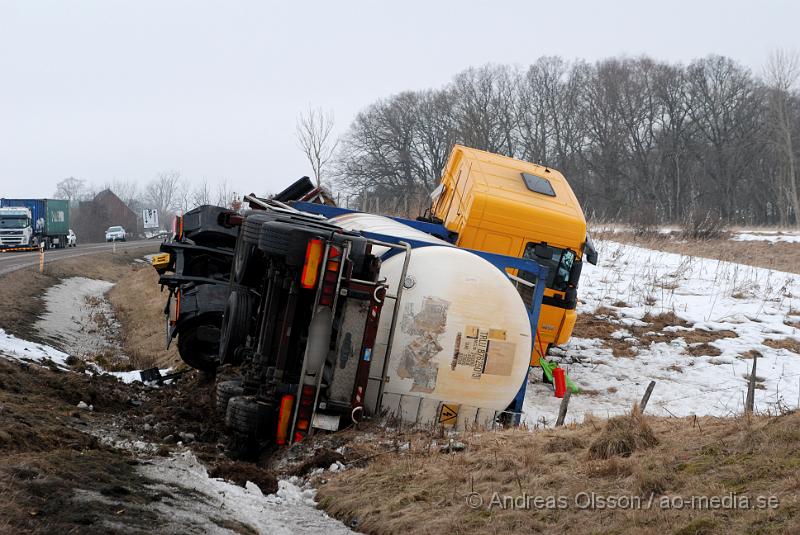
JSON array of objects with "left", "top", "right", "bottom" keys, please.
[
  {"left": 587, "top": 409, "right": 658, "bottom": 460},
  {"left": 595, "top": 230, "right": 800, "bottom": 275},
  {"left": 641, "top": 311, "right": 691, "bottom": 330},
  {"left": 682, "top": 329, "right": 737, "bottom": 344},
  {"left": 572, "top": 312, "right": 620, "bottom": 340},
  {"left": 685, "top": 343, "right": 723, "bottom": 357},
  {"left": 107, "top": 265, "right": 181, "bottom": 369},
  {"left": 762, "top": 338, "right": 800, "bottom": 354},
  {"left": 318, "top": 412, "right": 800, "bottom": 534},
  {"left": 574, "top": 308, "right": 736, "bottom": 360}
]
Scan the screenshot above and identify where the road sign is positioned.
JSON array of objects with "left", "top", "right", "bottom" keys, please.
[{"left": 143, "top": 209, "right": 159, "bottom": 229}]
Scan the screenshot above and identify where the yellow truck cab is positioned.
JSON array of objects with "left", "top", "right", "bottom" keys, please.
[{"left": 428, "top": 144, "right": 597, "bottom": 364}]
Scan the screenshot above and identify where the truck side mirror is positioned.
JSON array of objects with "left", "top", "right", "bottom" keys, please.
[
  {"left": 583, "top": 235, "right": 598, "bottom": 265},
  {"left": 569, "top": 260, "right": 583, "bottom": 287}
]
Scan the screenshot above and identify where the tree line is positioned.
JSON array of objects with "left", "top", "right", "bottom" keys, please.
[
  {"left": 54, "top": 173, "right": 239, "bottom": 232},
  {"left": 334, "top": 53, "right": 800, "bottom": 227}
]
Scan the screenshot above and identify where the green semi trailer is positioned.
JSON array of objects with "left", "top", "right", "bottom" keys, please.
[{"left": 0, "top": 198, "right": 71, "bottom": 250}]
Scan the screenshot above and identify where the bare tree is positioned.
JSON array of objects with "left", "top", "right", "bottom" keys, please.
[
  {"left": 145, "top": 171, "right": 182, "bottom": 230},
  {"left": 192, "top": 179, "right": 213, "bottom": 206},
  {"left": 215, "top": 179, "right": 235, "bottom": 208},
  {"left": 764, "top": 49, "right": 800, "bottom": 226},
  {"left": 296, "top": 106, "right": 338, "bottom": 186},
  {"left": 54, "top": 177, "right": 88, "bottom": 203},
  {"left": 334, "top": 54, "right": 800, "bottom": 226}
]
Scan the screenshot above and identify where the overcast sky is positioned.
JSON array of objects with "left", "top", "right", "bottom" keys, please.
[{"left": 1, "top": 0, "right": 798, "bottom": 200}]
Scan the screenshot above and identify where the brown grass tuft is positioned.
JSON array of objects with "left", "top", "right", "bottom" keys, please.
[
  {"left": 685, "top": 343, "right": 723, "bottom": 357},
  {"left": 572, "top": 311, "right": 620, "bottom": 340},
  {"left": 642, "top": 311, "right": 691, "bottom": 330},
  {"left": 588, "top": 409, "right": 659, "bottom": 460},
  {"left": 763, "top": 337, "right": 800, "bottom": 354}
]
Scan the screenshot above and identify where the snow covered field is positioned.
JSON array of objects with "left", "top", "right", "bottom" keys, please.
[{"left": 523, "top": 240, "right": 800, "bottom": 425}]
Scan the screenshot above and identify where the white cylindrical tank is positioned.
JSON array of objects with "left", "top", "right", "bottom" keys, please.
[
  {"left": 366, "top": 246, "right": 532, "bottom": 424},
  {"left": 330, "top": 213, "right": 450, "bottom": 257}
]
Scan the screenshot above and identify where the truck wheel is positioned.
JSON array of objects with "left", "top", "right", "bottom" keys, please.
[
  {"left": 216, "top": 379, "right": 244, "bottom": 417},
  {"left": 226, "top": 396, "right": 271, "bottom": 436},
  {"left": 177, "top": 321, "right": 222, "bottom": 373},
  {"left": 258, "top": 221, "right": 319, "bottom": 266},
  {"left": 231, "top": 233, "right": 255, "bottom": 284},
  {"left": 218, "top": 289, "right": 254, "bottom": 365},
  {"left": 241, "top": 213, "right": 277, "bottom": 245}
]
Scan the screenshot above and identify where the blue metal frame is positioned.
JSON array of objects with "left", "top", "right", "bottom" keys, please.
[{"left": 290, "top": 201, "right": 457, "bottom": 243}]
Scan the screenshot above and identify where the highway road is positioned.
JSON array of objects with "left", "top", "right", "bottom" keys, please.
[{"left": 0, "top": 241, "right": 160, "bottom": 276}]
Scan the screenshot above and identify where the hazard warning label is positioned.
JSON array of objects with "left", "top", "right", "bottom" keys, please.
[{"left": 439, "top": 403, "right": 459, "bottom": 426}]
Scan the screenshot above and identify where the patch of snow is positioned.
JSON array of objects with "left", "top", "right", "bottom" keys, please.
[
  {"left": 108, "top": 368, "right": 172, "bottom": 384},
  {"left": 34, "top": 277, "right": 121, "bottom": 358},
  {"left": 732, "top": 232, "right": 800, "bottom": 243},
  {"left": 0, "top": 328, "right": 69, "bottom": 367},
  {"left": 138, "top": 451, "right": 354, "bottom": 535},
  {"left": 523, "top": 240, "right": 800, "bottom": 425}
]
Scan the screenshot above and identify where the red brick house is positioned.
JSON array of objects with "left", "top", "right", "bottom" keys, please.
[{"left": 73, "top": 189, "right": 138, "bottom": 243}]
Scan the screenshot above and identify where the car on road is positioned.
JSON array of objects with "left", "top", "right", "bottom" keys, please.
[
  {"left": 105, "top": 226, "right": 126, "bottom": 242},
  {"left": 67, "top": 229, "right": 77, "bottom": 247}
]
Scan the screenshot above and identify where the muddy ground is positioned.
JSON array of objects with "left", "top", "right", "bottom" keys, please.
[{"left": 0, "top": 249, "right": 373, "bottom": 534}]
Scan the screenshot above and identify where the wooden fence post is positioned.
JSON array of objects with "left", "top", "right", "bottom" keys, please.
[
  {"left": 640, "top": 381, "right": 656, "bottom": 413},
  {"left": 555, "top": 389, "right": 571, "bottom": 427},
  {"left": 745, "top": 352, "right": 758, "bottom": 414}
]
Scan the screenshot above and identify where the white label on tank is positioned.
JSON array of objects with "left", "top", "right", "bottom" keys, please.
[{"left": 455, "top": 326, "right": 515, "bottom": 378}]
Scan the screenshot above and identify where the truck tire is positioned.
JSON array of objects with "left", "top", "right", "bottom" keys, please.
[
  {"left": 218, "top": 288, "right": 255, "bottom": 365},
  {"left": 231, "top": 232, "right": 256, "bottom": 284},
  {"left": 215, "top": 379, "right": 244, "bottom": 417},
  {"left": 258, "top": 221, "right": 322, "bottom": 266},
  {"left": 241, "top": 213, "right": 278, "bottom": 245},
  {"left": 226, "top": 396, "right": 271, "bottom": 436},
  {"left": 177, "top": 322, "right": 222, "bottom": 373}
]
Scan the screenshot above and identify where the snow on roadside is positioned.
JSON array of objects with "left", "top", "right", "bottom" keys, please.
[
  {"left": 732, "top": 231, "right": 800, "bottom": 243},
  {"left": 34, "top": 277, "right": 121, "bottom": 358},
  {"left": 0, "top": 328, "right": 69, "bottom": 367},
  {"left": 2, "top": 275, "right": 169, "bottom": 384},
  {"left": 0, "top": 325, "right": 171, "bottom": 385},
  {"left": 107, "top": 368, "right": 172, "bottom": 384},
  {"left": 523, "top": 240, "right": 800, "bottom": 425},
  {"left": 137, "top": 450, "right": 354, "bottom": 535}
]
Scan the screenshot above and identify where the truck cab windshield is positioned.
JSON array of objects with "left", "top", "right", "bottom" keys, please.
[{"left": 0, "top": 217, "right": 29, "bottom": 229}]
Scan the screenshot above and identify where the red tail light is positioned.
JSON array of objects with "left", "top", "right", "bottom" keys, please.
[
  {"left": 173, "top": 215, "right": 184, "bottom": 240},
  {"left": 276, "top": 394, "right": 294, "bottom": 445},
  {"left": 319, "top": 246, "right": 341, "bottom": 307},
  {"left": 170, "top": 289, "right": 181, "bottom": 326},
  {"left": 301, "top": 239, "right": 324, "bottom": 289},
  {"left": 293, "top": 385, "right": 316, "bottom": 443}
]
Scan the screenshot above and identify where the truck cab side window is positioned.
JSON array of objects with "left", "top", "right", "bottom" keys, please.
[{"left": 522, "top": 242, "right": 575, "bottom": 292}]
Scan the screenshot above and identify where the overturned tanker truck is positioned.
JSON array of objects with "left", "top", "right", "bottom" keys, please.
[{"left": 153, "top": 179, "right": 549, "bottom": 450}]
